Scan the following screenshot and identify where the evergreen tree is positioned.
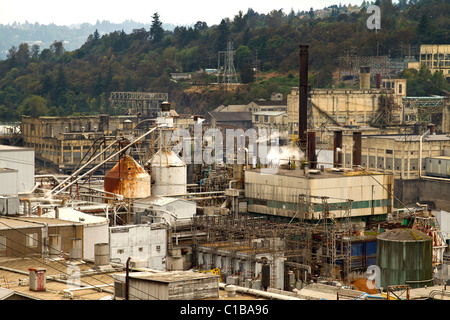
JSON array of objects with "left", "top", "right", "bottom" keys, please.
[
  {"left": 215, "top": 19, "right": 230, "bottom": 52},
  {"left": 150, "top": 12, "right": 164, "bottom": 43}
]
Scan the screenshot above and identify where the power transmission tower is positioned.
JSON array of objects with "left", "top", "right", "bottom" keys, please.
[{"left": 221, "top": 41, "right": 237, "bottom": 88}]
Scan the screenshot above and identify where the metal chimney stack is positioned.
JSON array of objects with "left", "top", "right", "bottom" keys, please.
[
  {"left": 333, "top": 130, "right": 343, "bottom": 168},
  {"left": 299, "top": 45, "right": 309, "bottom": 159},
  {"left": 352, "top": 131, "right": 362, "bottom": 168}
]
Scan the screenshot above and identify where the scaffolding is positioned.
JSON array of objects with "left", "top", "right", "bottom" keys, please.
[
  {"left": 190, "top": 194, "right": 354, "bottom": 290},
  {"left": 109, "top": 92, "right": 168, "bottom": 118},
  {"left": 218, "top": 41, "right": 238, "bottom": 88}
]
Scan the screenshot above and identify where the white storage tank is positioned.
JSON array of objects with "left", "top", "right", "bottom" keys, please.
[{"left": 148, "top": 149, "right": 187, "bottom": 196}]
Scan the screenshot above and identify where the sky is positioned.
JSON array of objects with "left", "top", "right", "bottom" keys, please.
[{"left": 1, "top": 0, "right": 350, "bottom": 26}]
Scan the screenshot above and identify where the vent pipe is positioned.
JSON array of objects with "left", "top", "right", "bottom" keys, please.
[
  {"left": 352, "top": 131, "right": 362, "bottom": 168},
  {"left": 333, "top": 131, "right": 343, "bottom": 168},
  {"left": 360, "top": 66, "right": 371, "bottom": 89},
  {"left": 307, "top": 132, "right": 317, "bottom": 169}
]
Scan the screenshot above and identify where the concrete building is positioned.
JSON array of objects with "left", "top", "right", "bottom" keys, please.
[
  {"left": 205, "top": 111, "right": 253, "bottom": 129},
  {"left": 113, "top": 270, "right": 219, "bottom": 300},
  {"left": 21, "top": 115, "right": 139, "bottom": 174},
  {"left": 0, "top": 216, "right": 83, "bottom": 258},
  {"left": 401, "top": 96, "right": 450, "bottom": 133},
  {"left": 419, "top": 44, "right": 450, "bottom": 80},
  {"left": 341, "top": 133, "right": 450, "bottom": 210},
  {"left": 286, "top": 76, "right": 407, "bottom": 134},
  {"left": 252, "top": 111, "right": 289, "bottom": 139},
  {"left": 43, "top": 207, "right": 109, "bottom": 261},
  {"left": 245, "top": 168, "right": 394, "bottom": 223},
  {"left": 342, "top": 133, "right": 450, "bottom": 180},
  {"left": 0, "top": 145, "right": 35, "bottom": 194},
  {"left": 109, "top": 224, "right": 168, "bottom": 270}
]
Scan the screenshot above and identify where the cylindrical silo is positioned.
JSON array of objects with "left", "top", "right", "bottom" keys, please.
[
  {"left": 104, "top": 155, "right": 151, "bottom": 199},
  {"left": 148, "top": 148, "right": 187, "bottom": 196},
  {"left": 376, "top": 228, "right": 433, "bottom": 289}
]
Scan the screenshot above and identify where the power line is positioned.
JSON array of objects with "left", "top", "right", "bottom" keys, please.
[{"left": 0, "top": 218, "right": 158, "bottom": 300}]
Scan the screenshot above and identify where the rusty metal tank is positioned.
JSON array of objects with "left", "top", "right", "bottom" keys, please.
[{"left": 104, "top": 155, "right": 151, "bottom": 199}]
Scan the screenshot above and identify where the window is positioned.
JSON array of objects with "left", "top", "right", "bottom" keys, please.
[
  {"left": 264, "top": 116, "right": 268, "bottom": 122},
  {"left": 398, "top": 84, "right": 402, "bottom": 94},
  {"left": 255, "top": 115, "right": 259, "bottom": 122},
  {"left": 0, "top": 236, "right": 6, "bottom": 251},
  {"left": 26, "top": 233, "right": 38, "bottom": 248}
]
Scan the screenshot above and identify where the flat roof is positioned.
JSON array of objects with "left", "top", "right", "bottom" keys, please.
[
  {"left": 363, "top": 134, "right": 450, "bottom": 142},
  {"left": 0, "top": 145, "right": 34, "bottom": 152},
  {"left": 246, "top": 168, "right": 386, "bottom": 180},
  {"left": 116, "top": 270, "right": 219, "bottom": 283},
  {"left": 253, "top": 111, "right": 286, "bottom": 116},
  {"left": 0, "top": 216, "right": 83, "bottom": 230}
]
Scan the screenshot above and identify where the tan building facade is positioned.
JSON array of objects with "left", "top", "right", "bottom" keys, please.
[
  {"left": 22, "top": 115, "right": 140, "bottom": 173},
  {"left": 419, "top": 44, "right": 450, "bottom": 79},
  {"left": 341, "top": 133, "right": 450, "bottom": 180},
  {"left": 287, "top": 78, "right": 407, "bottom": 136}
]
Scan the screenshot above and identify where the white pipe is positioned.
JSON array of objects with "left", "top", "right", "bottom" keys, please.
[
  {"left": 229, "top": 180, "right": 238, "bottom": 189},
  {"left": 218, "top": 283, "right": 303, "bottom": 300},
  {"left": 419, "top": 129, "right": 429, "bottom": 178}
]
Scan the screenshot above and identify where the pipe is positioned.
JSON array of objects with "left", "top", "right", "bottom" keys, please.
[
  {"left": 126, "top": 257, "right": 131, "bottom": 300},
  {"left": 352, "top": 131, "right": 362, "bottom": 168},
  {"left": 419, "top": 129, "right": 430, "bottom": 178},
  {"left": 229, "top": 180, "right": 238, "bottom": 189},
  {"left": 307, "top": 131, "right": 317, "bottom": 169},
  {"left": 298, "top": 45, "right": 309, "bottom": 152},
  {"left": 218, "top": 283, "right": 303, "bottom": 300},
  {"left": 333, "top": 131, "right": 343, "bottom": 168},
  {"left": 50, "top": 138, "right": 120, "bottom": 195},
  {"left": 52, "top": 126, "right": 157, "bottom": 196}
]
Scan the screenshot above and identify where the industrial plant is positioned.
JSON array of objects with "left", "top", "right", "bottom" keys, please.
[{"left": 0, "top": 44, "right": 449, "bottom": 302}]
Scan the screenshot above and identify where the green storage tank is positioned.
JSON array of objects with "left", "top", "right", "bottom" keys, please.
[{"left": 376, "top": 228, "right": 433, "bottom": 289}]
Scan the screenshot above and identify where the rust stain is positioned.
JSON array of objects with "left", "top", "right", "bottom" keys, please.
[{"left": 104, "top": 155, "right": 151, "bottom": 199}]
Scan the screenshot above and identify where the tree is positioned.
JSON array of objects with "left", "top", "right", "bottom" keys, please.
[
  {"left": 16, "top": 43, "right": 30, "bottom": 67},
  {"left": 194, "top": 21, "right": 208, "bottom": 31},
  {"left": 150, "top": 12, "right": 164, "bottom": 43},
  {"left": 215, "top": 19, "right": 230, "bottom": 52},
  {"left": 50, "top": 41, "right": 64, "bottom": 57},
  {"left": 240, "top": 63, "right": 254, "bottom": 83},
  {"left": 93, "top": 29, "right": 100, "bottom": 41},
  {"left": 17, "top": 95, "right": 49, "bottom": 117},
  {"left": 231, "top": 11, "right": 248, "bottom": 33},
  {"left": 30, "top": 44, "right": 40, "bottom": 60}
]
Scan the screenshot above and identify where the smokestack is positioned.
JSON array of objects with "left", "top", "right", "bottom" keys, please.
[
  {"left": 360, "top": 66, "right": 371, "bottom": 89},
  {"left": 333, "top": 131, "right": 343, "bottom": 168},
  {"left": 161, "top": 101, "right": 171, "bottom": 112},
  {"left": 376, "top": 74, "right": 381, "bottom": 89},
  {"left": 299, "top": 45, "right": 309, "bottom": 151},
  {"left": 307, "top": 131, "right": 317, "bottom": 169},
  {"left": 352, "top": 131, "right": 362, "bottom": 168}
]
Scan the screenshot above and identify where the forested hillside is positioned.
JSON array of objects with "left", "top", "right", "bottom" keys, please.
[{"left": 0, "top": 0, "right": 449, "bottom": 120}]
